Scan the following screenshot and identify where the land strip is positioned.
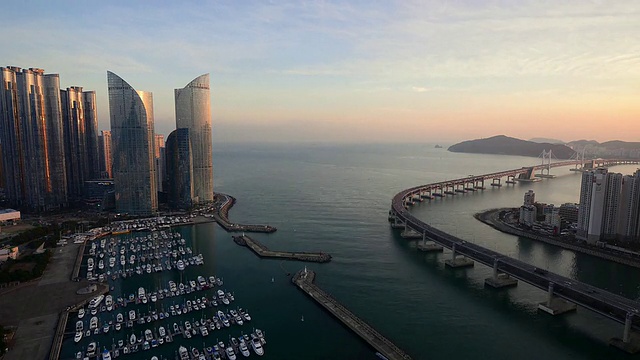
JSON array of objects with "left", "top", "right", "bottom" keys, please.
[
  {"left": 233, "top": 235, "right": 331, "bottom": 263},
  {"left": 212, "top": 193, "right": 277, "bottom": 233}
]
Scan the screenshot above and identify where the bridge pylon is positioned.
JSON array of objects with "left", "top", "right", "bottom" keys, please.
[
  {"left": 484, "top": 258, "right": 518, "bottom": 288},
  {"left": 444, "top": 242, "right": 474, "bottom": 268},
  {"left": 610, "top": 312, "right": 640, "bottom": 354},
  {"left": 538, "top": 282, "right": 576, "bottom": 315}
]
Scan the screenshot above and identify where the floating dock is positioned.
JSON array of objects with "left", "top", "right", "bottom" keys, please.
[
  {"left": 233, "top": 235, "right": 331, "bottom": 263},
  {"left": 293, "top": 269, "right": 412, "bottom": 360}
]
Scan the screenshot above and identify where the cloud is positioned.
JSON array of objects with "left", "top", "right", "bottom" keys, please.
[{"left": 412, "top": 86, "right": 429, "bottom": 92}]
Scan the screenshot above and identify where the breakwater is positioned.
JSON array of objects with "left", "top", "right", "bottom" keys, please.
[
  {"left": 232, "top": 235, "right": 331, "bottom": 263},
  {"left": 292, "top": 269, "right": 412, "bottom": 360},
  {"left": 213, "top": 193, "right": 277, "bottom": 233}
]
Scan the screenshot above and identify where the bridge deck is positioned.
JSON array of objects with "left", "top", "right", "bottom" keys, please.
[
  {"left": 391, "top": 159, "right": 640, "bottom": 329},
  {"left": 293, "top": 269, "right": 412, "bottom": 360}
]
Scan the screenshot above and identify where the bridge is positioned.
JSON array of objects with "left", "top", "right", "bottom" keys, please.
[{"left": 389, "top": 158, "right": 640, "bottom": 353}]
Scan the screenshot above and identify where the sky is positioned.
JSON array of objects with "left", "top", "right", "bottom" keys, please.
[{"left": 1, "top": 0, "right": 639, "bottom": 144}]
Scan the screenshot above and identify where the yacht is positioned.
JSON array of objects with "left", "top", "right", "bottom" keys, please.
[
  {"left": 77, "top": 308, "right": 85, "bottom": 319},
  {"left": 256, "top": 329, "right": 266, "bottom": 344},
  {"left": 176, "top": 260, "right": 185, "bottom": 271},
  {"left": 158, "top": 326, "right": 166, "bottom": 337},
  {"left": 89, "top": 316, "right": 98, "bottom": 329},
  {"left": 225, "top": 346, "right": 237, "bottom": 360},
  {"left": 239, "top": 338, "right": 251, "bottom": 357},
  {"left": 138, "top": 287, "right": 146, "bottom": 301},
  {"left": 150, "top": 293, "right": 157, "bottom": 302},
  {"left": 197, "top": 276, "right": 207, "bottom": 287},
  {"left": 129, "top": 309, "right": 136, "bottom": 321},
  {"left": 102, "top": 349, "right": 112, "bottom": 360},
  {"left": 105, "top": 295, "right": 113, "bottom": 311},
  {"left": 129, "top": 333, "right": 137, "bottom": 345},
  {"left": 144, "top": 329, "right": 153, "bottom": 341},
  {"left": 88, "top": 294, "right": 104, "bottom": 308},
  {"left": 200, "top": 326, "right": 208, "bottom": 336},
  {"left": 86, "top": 342, "right": 97, "bottom": 357},
  {"left": 251, "top": 336, "right": 264, "bottom": 356},
  {"left": 74, "top": 331, "right": 82, "bottom": 343},
  {"left": 109, "top": 257, "right": 115, "bottom": 268},
  {"left": 116, "top": 312, "right": 124, "bottom": 323},
  {"left": 178, "top": 346, "right": 190, "bottom": 360},
  {"left": 75, "top": 320, "right": 83, "bottom": 332}
]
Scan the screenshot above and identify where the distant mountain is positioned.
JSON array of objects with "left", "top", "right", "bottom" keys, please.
[
  {"left": 448, "top": 135, "right": 576, "bottom": 159},
  {"left": 567, "top": 139, "right": 640, "bottom": 159},
  {"left": 529, "top": 137, "right": 565, "bottom": 144}
]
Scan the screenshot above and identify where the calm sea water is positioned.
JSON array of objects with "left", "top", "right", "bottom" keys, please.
[{"left": 63, "top": 143, "right": 640, "bottom": 360}]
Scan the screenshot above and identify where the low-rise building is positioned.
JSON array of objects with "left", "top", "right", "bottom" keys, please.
[{"left": 0, "top": 209, "right": 20, "bottom": 223}]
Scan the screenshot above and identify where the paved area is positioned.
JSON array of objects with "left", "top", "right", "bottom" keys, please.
[{"left": 0, "top": 242, "right": 98, "bottom": 360}]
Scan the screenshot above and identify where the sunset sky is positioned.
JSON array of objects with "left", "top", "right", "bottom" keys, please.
[{"left": 2, "top": 1, "right": 639, "bottom": 143}]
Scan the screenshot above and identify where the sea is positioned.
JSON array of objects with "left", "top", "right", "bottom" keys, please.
[{"left": 61, "top": 142, "right": 640, "bottom": 360}]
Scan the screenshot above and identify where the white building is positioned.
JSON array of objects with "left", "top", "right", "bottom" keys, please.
[
  {"left": 519, "top": 205, "right": 537, "bottom": 227},
  {"left": 523, "top": 190, "right": 535, "bottom": 205}
]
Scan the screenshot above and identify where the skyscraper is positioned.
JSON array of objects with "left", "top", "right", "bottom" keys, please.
[
  {"left": 0, "top": 66, "right": 67, "bottom": 211},
  {"left": 174, "top": 74, "right": 213, "bottom": 204},
  {"left": 61, "top": 86, "right": 100, "bottom": 200},
  {"left": 155, "top": 134, "right": 164, "bottom": 158},
  {"left": 602, "top": 172, "right": 622, "bottom": 240},
  {"left": 98, "top": 130, "right": 113, "bottom": 179},
  {"left": 154, "top": 134, "right": 165, "bottom": 192},
  {"left": 107, "top": 71, "right": 157, "bottom": 215},
  {"left": 165, "top": 128, "right": 193, "bottom": 209},
  {"left": 617, "top": 171, "right": 640, "bottom": 241}
]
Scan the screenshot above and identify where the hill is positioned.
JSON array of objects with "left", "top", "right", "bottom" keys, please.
[
  {"left": 448, "top": 135, "right": 576, "bottom": 159},
  {"left": 529, "top": 137, "right": 565, "bottom": 144}
]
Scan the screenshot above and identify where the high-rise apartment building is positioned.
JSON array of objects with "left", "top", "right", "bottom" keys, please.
[
  {"left": 107, "top": 71, "right": 157, "bottom": 215},
  {"left": 98, "top": 130, "right": 113, "bottom": 178},
  {"left": 155, "top": 134, "right": 164, "bottom": 158},
  {"left": 617, "top": 171, "right": 640, "bottom": 241},
  {"left": 61, "top": 86, "right": 100, "bottom": 200},
  {"left": 602, "top": 172, "right": 622, "bottom": 240},
  {"left": 174, "top": 74, "right": 213, "bottom": 204},
  {"left": 0, "top": 66, "right": 67, "bottom": 211},
  {"left": 154, "top": 134, "right": 165, "bottom": 192}
]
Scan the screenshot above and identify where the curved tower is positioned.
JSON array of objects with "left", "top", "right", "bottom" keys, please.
[
  {"left": 175, "top": 74, "right": 213, "bottom": 204},
  {"left": 107, "top": 71, "right": 157, "bottom": 215}
]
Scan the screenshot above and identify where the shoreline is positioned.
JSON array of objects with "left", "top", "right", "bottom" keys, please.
[{"left": 475, "top": 208, "right": 640, "bottom": 269}]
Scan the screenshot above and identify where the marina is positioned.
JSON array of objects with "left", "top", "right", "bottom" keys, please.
[
  {"left": 232, "top": 235, "right": 331, "bottom": 263},
  {"left": 59, "top": 225, "right": 269, "bottom": 360}
]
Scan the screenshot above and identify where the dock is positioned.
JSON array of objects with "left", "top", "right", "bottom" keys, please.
[
  {"left": 293, "top": 269, "right": 412, "bottom": 360},
  {"left": 233, "top": 235, "right": 331, "bottom": 263},
  {"left": 213, "top": 193, "right": 277, "bottom": 233}
]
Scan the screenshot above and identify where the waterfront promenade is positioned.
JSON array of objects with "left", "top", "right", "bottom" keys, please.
[
  {"left": 476, "top": 208, "right": 640, "bottom": 269},
  {"left": 233, "top": 234, "right": 331, "bottom": 263},
  {"left": 292, "top": 269, "right": 412, "bottom": 360}
]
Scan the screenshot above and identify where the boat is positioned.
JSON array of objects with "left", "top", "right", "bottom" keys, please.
[
  {"left": 200, "top": 326, "right": 208, "bottom": 336},
  {"left": 75, "top": 320, "right": 83, "bottom": 332},
  {"left": 74, "top": 331, "right": 82, "bottom": 343},
  {"left": 176, "top": 260, "right": 185, "bottom": 271},
  {"left": 102, "top": 349, "right": 112, "bottom": 360},
  {"left": 138, "top": 287, "right": 146, "bottom": 301},
  {"left": 143, "top": 341, "right": 150, "bottom": 350},
  {"left": 192, "top": 348, "right": 200, "bottom": 358},
  {"left": 89, "top": 316, "right": 98, "bottom": 329},
  {"left": 116, "top": 313, "right": 124, "bottom": 323},
  {"left": 159, "top": 326, "right": 166, "bottom": 337},
  {"left": 239, "top": 338, "right": 251, "bottom": 357},
  {"left": 225, "top": 345, "right": 237, "bottom": 360},
  {"left": 251, "top": 336, "right": 264, "bottom": 356},
  {"left": 88, "top": 294, "right": 104, "bottom": 308},
  {"left": 129, "top": 310, "right": 136, "bottom": 320},
  {"left": 105, "top": 295, "right": 113, "bottom": 311},
  {"left": 144, "top": 329, "right": 153, "bottom": 341},
  {"left": 197, "top": 275, "right": 207, "bottom": 287},
  {"left": 77, "top": 308, "right": 85, "bottom": 319},
  {"left": 178, "top": 346, "right": 190, "bottom": 360},
  {"left": 102, "top": 323, "right": 110, "bottom": 333},
  {"left": 256, "top": 328, "right": 266, "bottom": 344},
  {"left": 86, "top": 342, "right": 97, "bottom": 356},
  {"left": 129, "top": 333, "right": 137, "bottom": 345}
]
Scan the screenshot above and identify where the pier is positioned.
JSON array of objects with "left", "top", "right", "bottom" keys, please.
[
  {"left": 292, "top": 269, "right": 412, "bottom": 360},
  {"left": 213, "top": 193, "right": 277, "bottom": 233},
  {"left": 233, "top": 235, "right": 331, "bottom": 263}
]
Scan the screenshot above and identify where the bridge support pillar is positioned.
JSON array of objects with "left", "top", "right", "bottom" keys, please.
[
  {"left": 537, "top": 283, "right": 576, "bottom": 315},
  {"left": 610, "top": 313, "right": 640, "bottom": 354},
  {"left": 400, "top": 228, "right": 422, "bottom": 239},
  {"left": 491, "top": 178, "right": 502, "bottom": 187},
  {"left": 445, "top": 243, "right": 474, "bottom": 268},
  {"left": 484, "top": 259, "right": 518, "bottom": 289},
  {"left": 417, "top": 231, "right": 443, "bottom": 252}
]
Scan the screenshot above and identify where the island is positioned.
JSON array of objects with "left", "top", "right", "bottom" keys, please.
[{"left": 448, "top": 135, "right": 576, "bottom": 159}]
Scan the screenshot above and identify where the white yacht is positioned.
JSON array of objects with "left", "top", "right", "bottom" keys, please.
[
  {"left": 158, "top": 326, "right": 166, "bottom": 337},
  {"left": 197, "top": 276, "right": 206, "bottom": 287},
  {"left": 89, "top": 316, "right": 98, "bottom": 329},
  {"left": 74, "top": 331, "right": 82, "bottom": 343},
  {"left": 129, "top": 333, "right": 137, "bottom": 345},
  {"left": 75, "top": 320, "right": 83, "bottom": 332},
  {"left": 129, "top": 309, "right": 136, "bottom": 321},
  {"left": 176, "top": 260, "right": 185, "bottom": 271},
  {"left": 256, "top": 329, "right": 266, "bottom": 344},
  {"left": 251, "top": 336, "right": 264, "bottom": 356},
  {"left": 144, "top": 329, "right": 153, "bottom": 341},
  {"left": 116, "top": 312, "right": 124, "bottom": 323},
  {"left": 86, "top": 342, "right": 97, "bottom": 357},
  {"left": 239, "top": 338, "right": 251, "bottom": 357},
  {"left": 88, "top": 294, "right": 104, "bottom": 308},
  {"left": 225, "top": 346, "right": 237, "bottom": 360},
  {"left": 178, "top": 346, "right": 190, "bottom": 360},
  {"left": 138, "top": 287, "right": 146, "bottom": 301},
  {"left": 77, "top": 308, "right": 85, "bottom": 319},
  {"left": 105, "top": 295, "right": 113, "bottom": 311}
]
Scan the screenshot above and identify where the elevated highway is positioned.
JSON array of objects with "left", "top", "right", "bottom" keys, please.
[{"left": 389, "top": 159, "right": 640, "bottom": 351}]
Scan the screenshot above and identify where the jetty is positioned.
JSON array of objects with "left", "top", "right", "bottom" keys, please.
[
  {"left": 213, "top": 193, "right": 277, "bottom": 233},
  {"left": 293, "top": 269, "right": 412, "bottom": 360},
  {"left": 233, "top": 235, "right": 331, "bottom": 263}
]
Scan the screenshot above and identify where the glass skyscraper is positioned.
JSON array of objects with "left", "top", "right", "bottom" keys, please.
[
  {"left": 0, "top": 66, "right": 67, "bottom": 211},
  {"left": 107, "top": 71, "right": 157, "bottom": 215},
  {"left": 165, "top": 128, "right": 194, "bottom": 209},
  {"left": 174, "top": 74, "right": 213, "bottom": 204},
  {"left": 61, "top": 86, "right": 100, "bottom": 200}
]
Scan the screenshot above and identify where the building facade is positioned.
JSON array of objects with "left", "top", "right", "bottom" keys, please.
[
  {"left": 98, "top": 130, "right": 113, "bottom": 179},
  {"left": 0, "top": 66, "right": 67, "bottom": 211},
  {"left": 165, "top": 129, "right": 193, "bottom": 209},
  {"left": 174, "top": 74, "right": 213, "bottom": 204},
  {"left": 107, "top": 71, "right": 157, "bottom": 215},
  {"left": 61, "top": 86, "right": 100, "bottom": 200}
]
